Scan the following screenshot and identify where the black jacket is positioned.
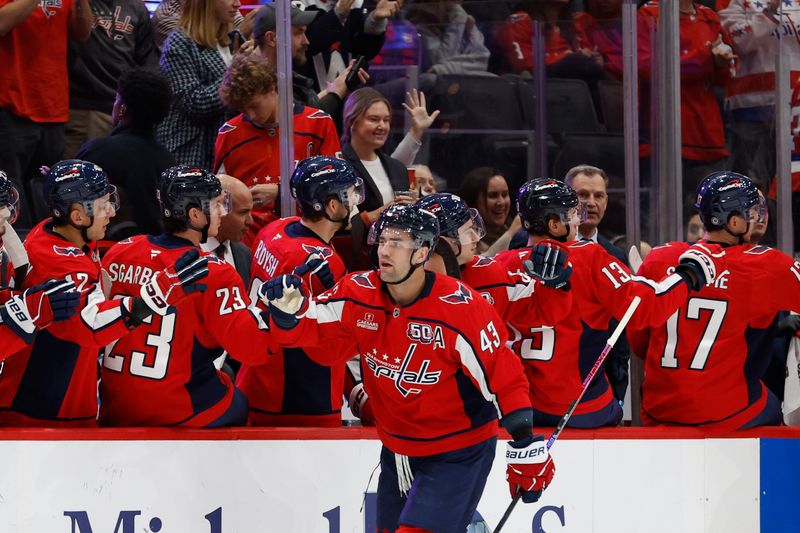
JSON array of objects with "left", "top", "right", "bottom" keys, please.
[
  {"left": 341, "top": 144, "right": 408, "bottom": 270},
  {"left": 76, "top": 124, "right": 174, "bottom": 237}
]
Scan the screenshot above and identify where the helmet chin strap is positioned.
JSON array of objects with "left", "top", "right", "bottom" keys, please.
[
  {"left": 724, "top": 223, "right": 748, "bottom": 245},
  {"left": 383, "top": 258, "right": 424, "bottom": 286},
  {"left": 323, "top": 205, "right": 350, "bottom": 229},
  {"left": 188, "top": 220, "right": 211, "bottom": 244}
]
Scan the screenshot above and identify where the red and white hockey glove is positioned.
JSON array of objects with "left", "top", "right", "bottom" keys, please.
[
  {"left": 506, "top": 435, "right": 556, "bottom": 503},
  {"left": 140, "top": 249, "right": 209, "bottom": 316},
  {"left": 348, "top": 382, "right": 375, "bottom": 426},
  {"left": 259, "top": 274, "right": 309, "bottom": 330},
  {"left": 676, "top": 242, "right": 726, "bottom": 291},
  {"left": 0, "top": 279, "right": 80, "bottom": 343}
]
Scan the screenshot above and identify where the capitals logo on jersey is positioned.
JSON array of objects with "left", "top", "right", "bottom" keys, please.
[
  {"left": 472, "top": 256, "right": 495, "bottom": 267},
  {"left": 351, "top": 272, "right": 376, "bottom": 290},
  {"left": 39, "top": 0, "right": 63, "bottom": 18},
  {"left": 364, "top": 344, "right": 442, "bottom": 397},
  {"left": 53, "top": 245, "right": 82, "bottom": 257},
  {"left": 301, "top": 244, "right": 334, "bottom": 260},
  {"left": 439, "top": 282, "right": 472, "bottom": 305}
]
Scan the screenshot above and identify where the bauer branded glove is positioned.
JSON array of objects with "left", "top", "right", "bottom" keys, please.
[
  {"left": 506, "top": 435, "right": 556, "bottom": 503},
  {"left": 140, "top": 249, "right": 209, "bottom": 316},
  {"left": 675, "top": 242, "right": 725, "bottom": 291},
  {"left": 0, "top": 279, "right": 80, "bottom": 343}
]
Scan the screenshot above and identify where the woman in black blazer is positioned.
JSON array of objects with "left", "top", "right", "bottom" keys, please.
[{"left": 341, "top": 88, "right": 413, "bottom": 270}]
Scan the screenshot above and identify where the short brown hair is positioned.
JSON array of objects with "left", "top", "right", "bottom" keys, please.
[
  {"left": 564, "top": 165, "right": 608, "bottom": 186},
  {"left": 219, "top": 55, "right": 277, "bottom": 112}
]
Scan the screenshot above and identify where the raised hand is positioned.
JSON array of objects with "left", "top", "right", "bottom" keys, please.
[
  {"left": 259, "top": 274, "right": 308, "bottom": 330},
  {"left": 403, "top": 89, "right": 440, "bottom": 141},
  {"left": 523, "top": 240, "right": 572, "bottom": 291},
  {"left": 141, "top": 249, "right": 209, "bottom": 315},
  {"left": 294, "top": 253, "right": 335, "bottom": 290},
  {"left": 1, "top": 279, "right": 80, "bottom": 343},
  {"left": 676, "top": 242, "right": 726, "bottom": 291}
]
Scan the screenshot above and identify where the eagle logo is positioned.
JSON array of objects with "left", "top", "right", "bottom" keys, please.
[{"left": 439, "top": 282, "right": 473, "bottom": 305}]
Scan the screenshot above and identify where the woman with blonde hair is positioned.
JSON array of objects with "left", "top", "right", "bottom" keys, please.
[{"left": 157, "top": 0, "right": 241, "bottom": 169}]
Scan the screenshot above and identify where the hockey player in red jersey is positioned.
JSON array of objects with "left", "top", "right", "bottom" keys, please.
[
  {"left": 236, "top": 156, "right": 364, "bottom": 427},
  {"left": 0, "top": 172, "right": 80, "bottom": 356},
  {"left": 215, "top": 54, "right": 341, "bottom": 245},
  {"left": 497, "top": 178, "right": 726, "bottom": 428},
  {"left": 99, "top": 166, "right": 277, "bottom": 427},
  {"left": 261, "top": 204, "right": 556, "bottom": 533},
  {"left": 0, "top": 160, "right": 208, "bottom": 426},
  {"left": 632, "top": 172, "right": 800, "bottom": 430}
]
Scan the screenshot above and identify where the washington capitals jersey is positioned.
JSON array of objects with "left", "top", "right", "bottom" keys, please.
[
  {"left": 98, "top": 234, "right": 272, "bottom": 427},
  {"left": 0, "top": 288, "right": 29, "bottom": 357},
  {"left": 496, "top": 240, "right": 694, "bottom": 419},
  {"left": 632, "top": 242, "right": 800, "bottom": 429},
  {"left": 213, "top": 104, "right": 340, "bottom": 246},
  {"left": 237, "top": 217, "right": 348, "bottom": 427},
  {"left": 270, "top": 270, "right": 531, "bottom": 456},
  {"left": 0, "top": 220, "right": 137, "bottom": 426}
]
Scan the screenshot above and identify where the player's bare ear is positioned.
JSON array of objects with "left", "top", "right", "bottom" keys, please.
[
  {"left": 68, "top": 204, "right": 87, "bottom": 226},
  {"left": 547, "top": 215, "right": 561, "bottom": 235}
]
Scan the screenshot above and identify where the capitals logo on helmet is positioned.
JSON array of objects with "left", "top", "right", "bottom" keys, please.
[
  {"left": 368, "top": 204, "right": 440, "bottom": 258},
  {"left": 0, "top": 170, "right": 20, "bottom": 224},
  {"left": 291, "top": 156, "right": 365, "bottom": 216},
  {"left": 158, "top": 165, "right": 222, "bottom": 220},
  {"left": 517, "top": 178, "right": 578, "bottom": 234},
  {"left": 43, "top": 160, "right": 116, "bottom": 218},
  {"left": 695, "top": 171, "right": 759, "bottom": 229}
]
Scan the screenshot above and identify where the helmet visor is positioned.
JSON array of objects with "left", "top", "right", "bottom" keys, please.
[
  {"left": 456, "top": 208, "right": 487, "bottom": 245},
  {"left": 367, "top": 225, "right": 419, "bottom": 249},
  {"left": 210, "top": 190, "right": 232, "bottom": 218},
  {"left": 0, "top": 187, "right": 20, "bottom": 225},
  {"left": 747, "top": 194, "right": 767, "bottom": 224},
  {"left": 340, "top": 177, "right": 366, "bottom": 209},
  {"left": 91, "top": 185, "right": 120, "bottom": 216}
]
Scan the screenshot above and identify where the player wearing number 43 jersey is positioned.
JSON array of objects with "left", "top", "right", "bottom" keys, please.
[
  {"left": 496, "top": 178, "right": 726, "bottom": 428},
  {"left": 0, "top": 161, "right": 207, "bottom": 427},
  {"left": 631, "top": 172, "right": 800, "bottom": 430},
  {"left": 99, "top": 166, "right": 273, "bottom": 427},
  {"left": 236, "top": 157, "right": 362, "bottom": 427},
  {"left": 261, "top": 204, "right": 556, "bottom": 533}
]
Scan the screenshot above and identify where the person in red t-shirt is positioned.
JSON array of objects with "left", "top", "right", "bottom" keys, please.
[
  {"left": 215, "top": 54, "right": 340, "bottom": 246},
  {"left": 0, "top": 0, "right": 91, "bottom": 228}
]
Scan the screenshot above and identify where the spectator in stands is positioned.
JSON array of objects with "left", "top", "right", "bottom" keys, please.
[
  {"left": 638, "top": 0, "right": 735, "bottom": 211},
  {"left": 405, "top": 0, "right": 491, "bottom": 75},
  {"left": 494, "top": 0, "right": 608, "bottom": 87},
  {"left": 76, "top": 68, "right": 174, "bottom": 239},
  {"left": 342, "top": 88, "right": 414, "bottom": 270},
  {"left": 686, "top": 212, "right": 705, "bottom": 243},
  {"left": 152, "top": 0, "right": 253, "bottom": 52},
  {"left": 719, "top": 0, "right": 800, "bottom": 253},
  {"left": 64, "top": 0, "right": 158, "bottom": 159},
  {"left": 215, "top": 54, "right": 340, "bottom": 245},
  {"left": 575, "top": 0, "right": 624, "bottom": 80},
  {"left": 251, "top": 2, "right": 368, "bottom": 124},
  {"left": 296, "top": 0, "right": 395, "bottom": 105},
  {"left": 412, "top": 164, "right": 446, "bottom": 196},
  {"left": 0, "top": 0, "right": 91, "bottom": 228},
  {"left": 157, "top": 0, "right": 240, "bottom": 169},
  {"left": 458, "top": 167, "right": 520, "bottom": 255}
]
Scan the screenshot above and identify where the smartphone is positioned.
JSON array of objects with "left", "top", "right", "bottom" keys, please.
[{"left": 345, "top": 56, "right": 368, "bottom": 92}]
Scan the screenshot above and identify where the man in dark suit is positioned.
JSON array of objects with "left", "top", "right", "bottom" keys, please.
[
  {"left": 202, "top": 175, "right": 254, "bottom": 287},
  {"left": 565, "top": 164, "right": 630, "bottom": 407},
  {"left": 564, "top": 164, "right": 628, "bottom": 266}
]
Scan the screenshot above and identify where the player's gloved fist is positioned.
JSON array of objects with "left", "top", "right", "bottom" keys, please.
[
  {"left": 506, "top": 435, "right": 555, "bottom": 503},
  {"left": 0, "top": 279, "right": 79, "bottom": 343},
  {"left": 777, "top": 314, "right": 800, "bottom": 337},
  {"left": 140, "top": 249, "right": 209, "bottom": 315},
  {"left": 523, "top": 240, "right": 572, "bottom": 291},
  {"left": 259, "top": 274, "right": 308, "bottom": 330},
  {"left": 676, "top": 242, "right": 726, "bottom": 291},
  {"left": 294, "top": 253, "right": 335, "bottom": 290},
  {"left": 348, "top": 382, "right": 375, "bottom": 426}
]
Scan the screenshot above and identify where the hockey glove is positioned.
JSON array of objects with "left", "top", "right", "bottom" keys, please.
[
  {"left": 675, "top": 242, "right": 725, "bottom": 291},
  {"left": 0, "top": 279, "right": 80, "bottom": 343},
  {"left": 294, "top": 253, "right": 335, "bottom": 290},
  {"left": 523, "top": 240, "right": 572, "bottom": 291},
  {"left": 777, "top": 314, "right": 800, "bottom": 337},
  {"left": 139, "top": 249, "right": 209, "bottom": 316},
  {"left": 506, "top": 435, "right": 555, "bottom": 503},
  {"left": 348, "top": 382, "right": 376, "bottom": 426},
  {"left": 259, "top": 274, "right": 308, "bottom": 330}
]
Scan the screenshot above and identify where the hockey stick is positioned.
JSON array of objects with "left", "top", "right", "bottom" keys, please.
[
  {"left": 628, "top": 245, "right": 643, "bottom": 275},
  {"left": 494, "top": 295, "right": 643, "bottom": 533}
]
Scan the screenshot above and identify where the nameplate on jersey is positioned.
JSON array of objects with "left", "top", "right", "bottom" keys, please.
[{"left": 253, "top": 240, "right": 279, "bottom": 278}]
